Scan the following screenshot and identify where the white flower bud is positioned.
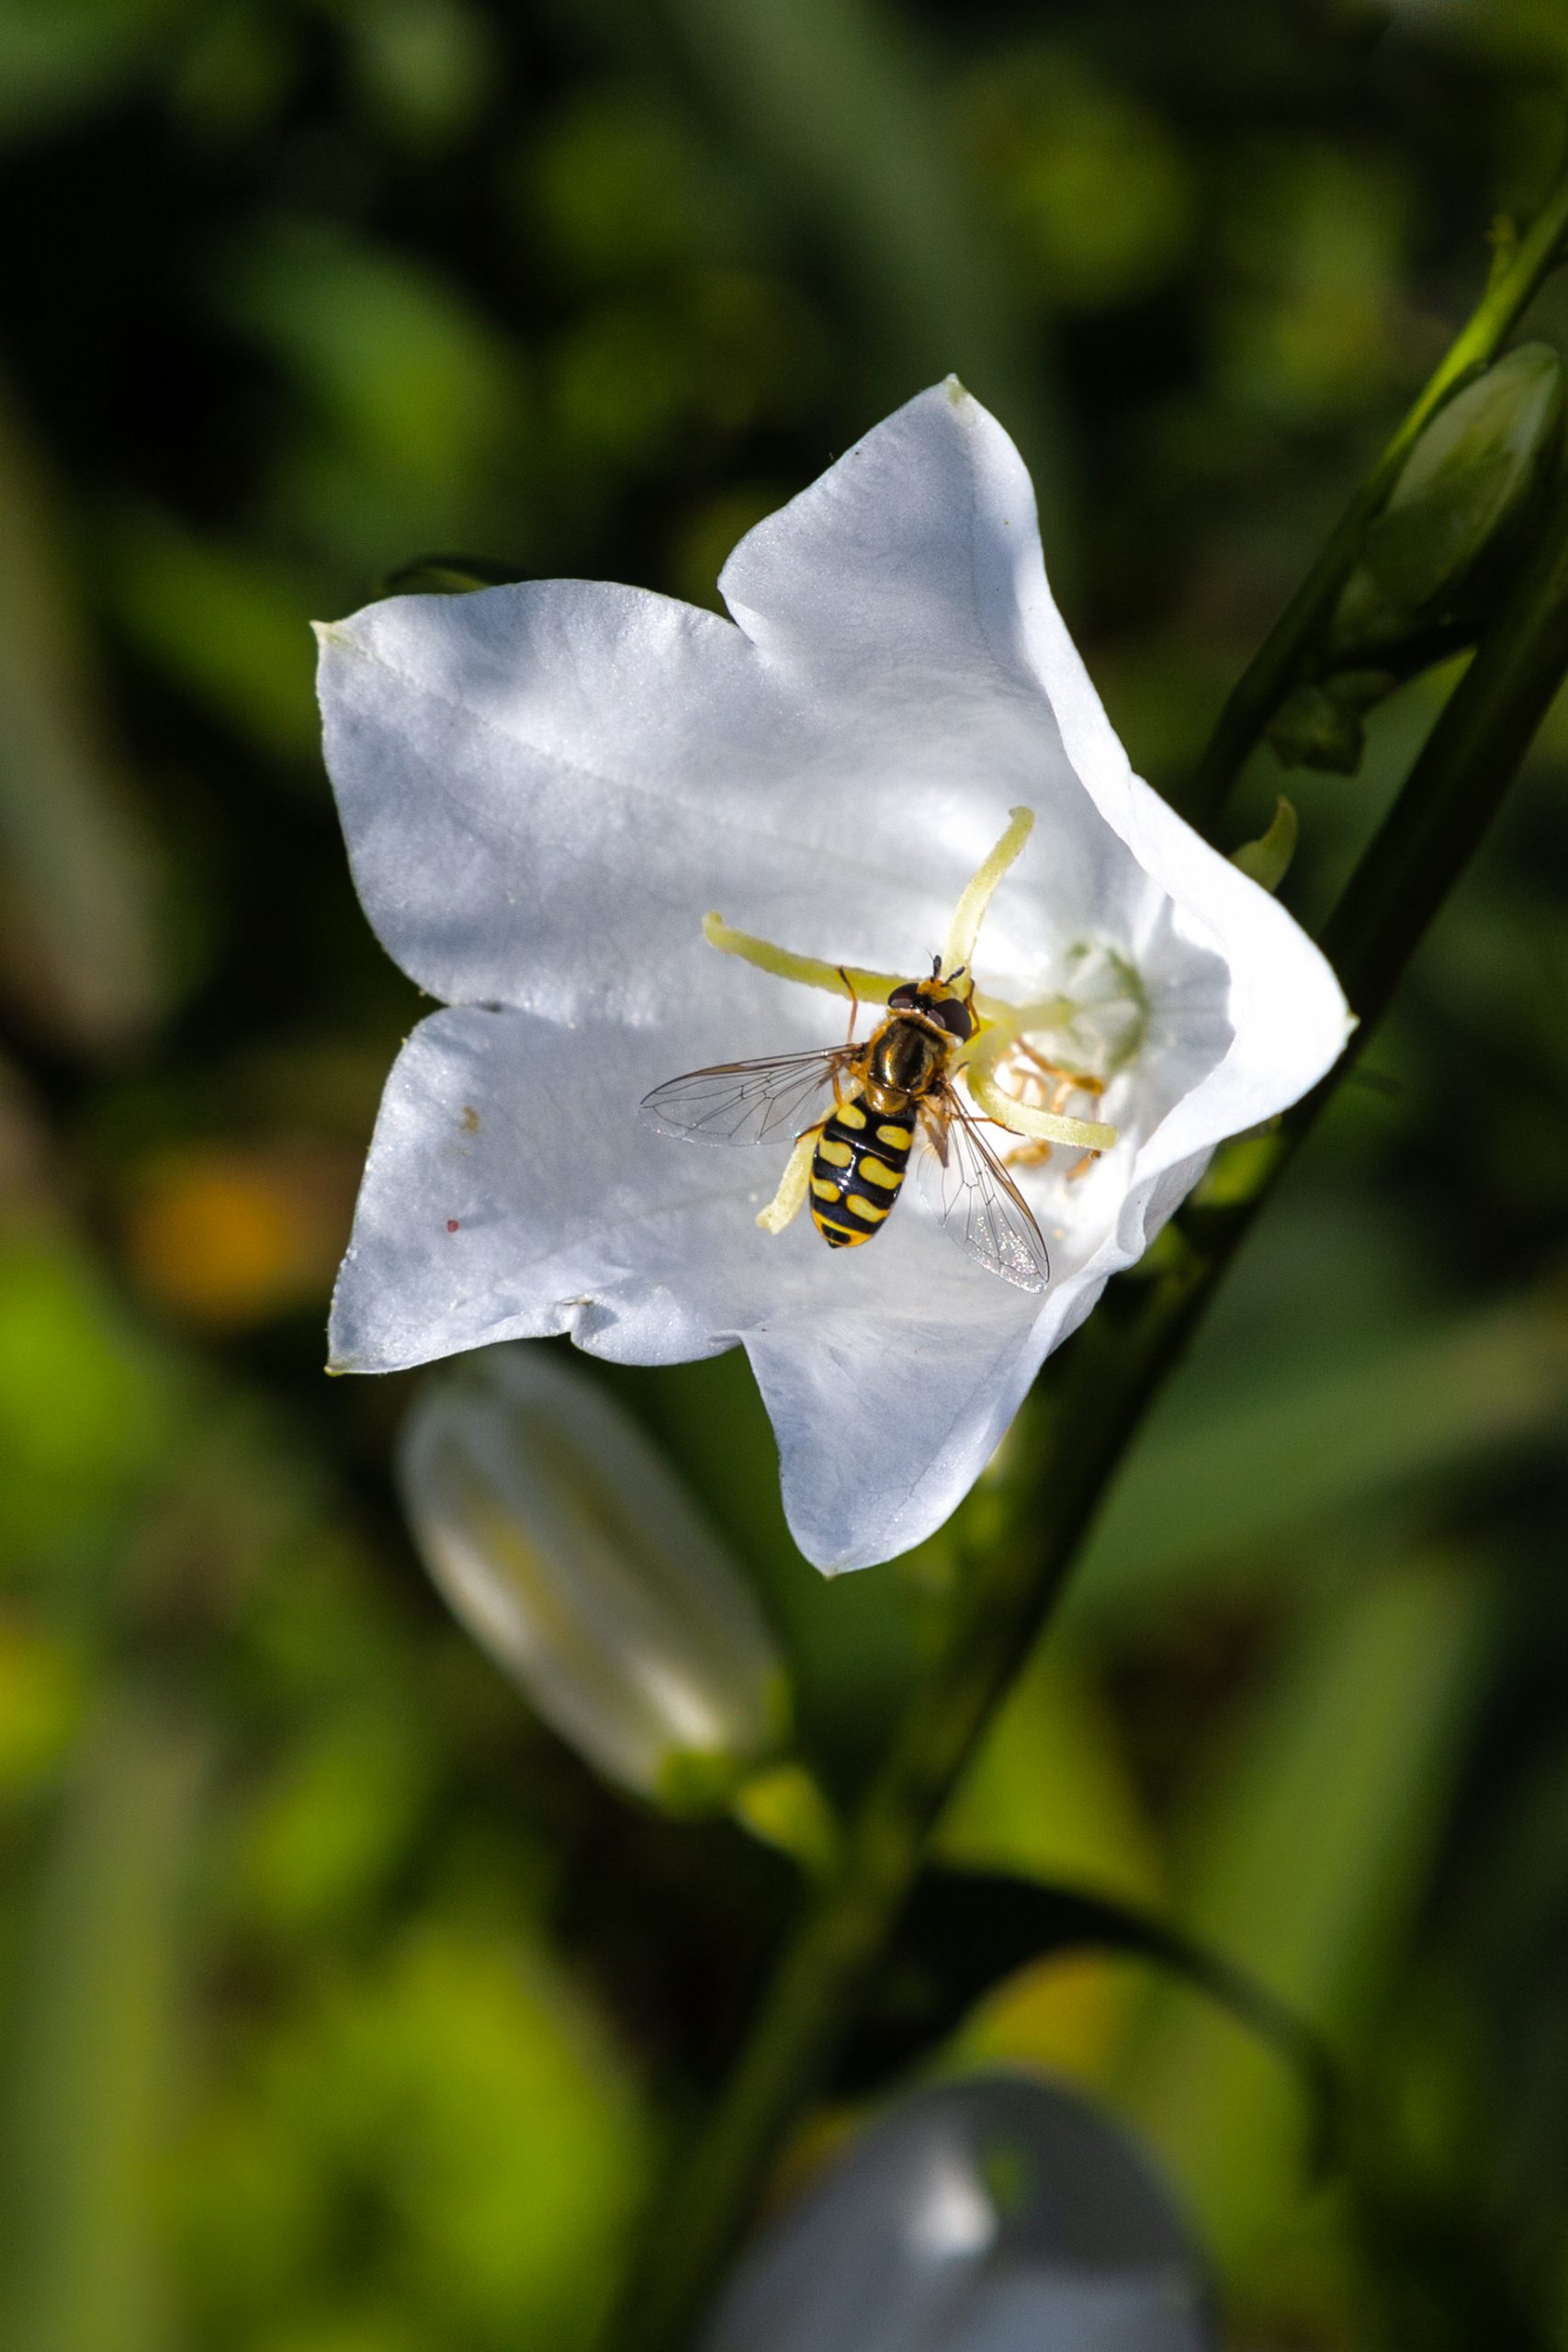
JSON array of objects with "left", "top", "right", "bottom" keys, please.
[
  {"left": 399, "top": 1343, "right": 790, "bottom": 1811},
  {"left": 702, "top": 2075, "right": 1213, "bottom": 2352}
]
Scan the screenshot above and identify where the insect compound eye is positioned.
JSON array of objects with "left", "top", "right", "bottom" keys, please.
[
  {"left": 887, "top": 981, "right": 919, "bottom": 1010},
  {"left": 931, "top": 998, "right": 976, "bottom": 1041}
]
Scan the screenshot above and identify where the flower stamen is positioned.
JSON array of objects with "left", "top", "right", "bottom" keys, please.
[
  {"left": 942, "top": 804, "right": 1034, "bottom": 977},
  {"left": 703, "top": 915, "right": 903, "bottom": 1009}
]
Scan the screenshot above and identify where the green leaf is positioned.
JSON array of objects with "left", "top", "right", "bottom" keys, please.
[
  {"left": 1067, "top": 1301, "right": 1568, "bottom": 1626},
  {"left": 938, "top": 1638, "right": 1160, "bottom": 1906},
  {"left": 835, "top": 1864, "right": 1337, "bottom": 2167},
  {"left": 209, "top": 216, "right": 532, "bottom": 573},
  {"left": 172, "top": 1923, "right": 650, "bottom": 2350},
  {"left": 0, "top": 1694, "right": 205, "bottom": 2352},
  {"left": 0, "top": 1226, "right": 176, "bottom": 1583},
  {"left": 1113, "top": 1557, "right": 1488, "bottom": 2275},
  {"left": 649, "top": 0, "right": 1071, "bottom": 552},
  {"left": 0, "top": 377, "right": 167, "bottom": 1048},
  {"left": 100, "top": 510, "right": 321, "bottom": 761},
  {"left": 0, "top": 0, "right": 194, "bottom": 148}
]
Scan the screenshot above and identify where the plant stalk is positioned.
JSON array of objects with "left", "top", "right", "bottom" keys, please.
[
  {"left": 603, "top": 297, "right": 1568, "bottom": 2352},
  {"left": 1185, "top": 151, "right": 1568, "bottom": 831}
]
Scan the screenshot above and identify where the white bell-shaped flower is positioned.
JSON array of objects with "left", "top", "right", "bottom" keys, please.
[
  {"left": 321, "top": 380, "right": 1349, "bottom": 1571},
  {"left": 399, "top": 1342, "right": 788, "bottom": 1809},
  {"left": 700, "top": 2074, "right": 1213, "bottom": 2352}
]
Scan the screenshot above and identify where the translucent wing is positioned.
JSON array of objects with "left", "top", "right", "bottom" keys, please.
[
  {"left": 918, "top": 1080, "right": 1052, "bottom": 1292},
  {"left": 640, "top": 1047, "right": 851, "bottom": 1146}
]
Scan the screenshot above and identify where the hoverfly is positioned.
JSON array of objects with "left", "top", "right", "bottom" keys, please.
[{"left": 639, "top": 962, "right": 1052, "bottom": 1293}]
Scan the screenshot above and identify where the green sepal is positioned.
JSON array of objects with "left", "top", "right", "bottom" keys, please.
[
  {"left": 729, "top": 1761, "right": 840, "bottom": 1877},
  {"left": 652, "top": 1747, "right": 754, "bottom": 1820},
  {"left": 1266, "top": 673, "right": 1396, "bottom": 775},
  {"left": 1229, "top": 795, "right": 1298, "bottom": 892},
  {"left": 1190, "top": 1124, "right": 1289, "bottom": 1210},
  {"left": 1120, "top": 1219, "right": 1200, "bottom": 1283},
  {"left": 378, "top": 552, "right": 525, "bottom": 596}
]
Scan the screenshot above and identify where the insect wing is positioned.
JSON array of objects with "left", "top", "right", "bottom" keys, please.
[
  {"left": 918, "top": 1083, "right": 1052, "bottom": 1292},
  {"left": 639, "top": 1048, "right": 848, "bottom": 1146}
]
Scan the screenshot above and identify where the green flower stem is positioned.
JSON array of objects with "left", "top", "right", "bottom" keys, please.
[
  {"left": 1185, "top": 149, "right": 1568, "bottom": 831},
  {"left": 601, "top": 1292, "right": 1199, "bottom": 2352},
  {"left": 1318, "top": 466, "right": 1568, "bottom": 1029},
  {"left": 602, "top": 454, "right": 1568, "bottom": 2352}
]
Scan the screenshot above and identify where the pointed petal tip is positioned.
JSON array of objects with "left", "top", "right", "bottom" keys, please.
[
  {"left": 326, "top": 1291, "right": 367, "bottom": 1375},
  {"left": 326, "top": 1340, "right": 396, "bottom": 1376},
  {"left": 313, "top": 616, "right": 373, "bottom": 674},
  {"left": 314, "top": 613, "right": 380, "bottom": 659},
  {"left": 787, "top": 1521, "right": 881, "bottom": 1579}
]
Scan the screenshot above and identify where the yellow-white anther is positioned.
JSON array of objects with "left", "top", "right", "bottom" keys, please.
[
  {"left": 966, "top": 1057, "right": 1118, "bottom": 1154},
  {"left": 756, "top": 1126, "right": 820, "bottom": 1233},
  {"left": 704, "top": 915, "right": 901, "bottom": 1007},
  {"left": 942, "top": 806, "right": 1035, "bottom": 978}
]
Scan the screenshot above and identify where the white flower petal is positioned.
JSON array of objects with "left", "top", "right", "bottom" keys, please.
[
  {"left": 718, "top": 384, "right": 1170, "bottom": 1002},
  {"left": 1121, "top": 779, "right": 1354, "bottom": 1167},
  {"left": 333, "top": 1002, "right": 1028, "bottom": 1353},
  {"left": 323, "top": 379, "right": 1352, "bottom": 1574},
  {"left": 318, "top": 570, "right": 1044, "bottom": 1020},
  {"left": 719, "top": 376, "right": 1057, "bottom": 705},
  {"left": 719, "top": 379, "right": 1349, "bottom": 1140},
  {"left": 923, "top": 407, "right": 1355, "bottom": 1157},
  {"left": 701, "top": 2075, "right": 1211, "bottom": 2352},
  {"left": 745, "top": 1271, "right": 1043, "bottom": 1575},
  {"left": 316, "top": 386, "right": 1200, "bottom": 1026},
  {"left": 330, "top": 1003, "right": 755, "bottom": 1374},
  {"left": 333, "top": 1003, "right": 1121, "bottom": 1573},
  {"left": 400, "top": 1345, "right": 786, "bottom": 1804}
]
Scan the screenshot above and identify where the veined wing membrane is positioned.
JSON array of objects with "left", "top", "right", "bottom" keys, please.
[
  {"left": 640, "top": 1048, "right": 850, "bottom": 1146},
  {"left": 918, "top": 1080, "right": 1051, "bottom": 1292}
]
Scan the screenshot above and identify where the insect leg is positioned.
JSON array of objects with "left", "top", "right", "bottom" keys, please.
[
  {"left": 1010, "top": 1038, "right": 1106, "bottom": 1098},
  {"left": 837, "top": 965, "right": 860, "bottom": 1046}
]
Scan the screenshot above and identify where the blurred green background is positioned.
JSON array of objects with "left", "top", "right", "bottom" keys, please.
[{"left": 3, "top": 1, "right": 1568, "bottom": 2346}]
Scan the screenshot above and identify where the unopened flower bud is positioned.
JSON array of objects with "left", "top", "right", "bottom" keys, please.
[
  {"left": 1332, "top": 342, "right": 1563, "bottom": 658},
  {"left": 1266, "top": 669, "right": 1395, "bottom": 775},
  {"left": 702, "top": 2075, "right": 1213, "bottom": 2352},
  {"left": 399, "top": 1343, "right": 790, "bottom": 1811}
]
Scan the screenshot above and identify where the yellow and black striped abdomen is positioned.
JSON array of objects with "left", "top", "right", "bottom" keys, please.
[{"left": 808, "top": 1092, "right": 915, "bottom": 1250}]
